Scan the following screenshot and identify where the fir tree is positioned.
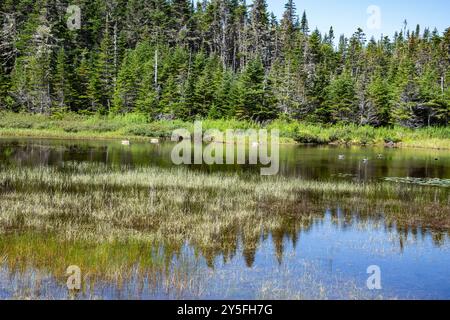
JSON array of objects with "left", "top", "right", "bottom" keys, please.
[
  {"left": 53, "top": 47, "right": 71, "bottom": 111},
  {"left": 300, "top": 11, "right": 309, "bottom": 35}
]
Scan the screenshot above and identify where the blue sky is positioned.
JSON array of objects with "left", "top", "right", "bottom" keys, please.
[{"left": 264, "top": 0, "right": 449, "bottom": 40}]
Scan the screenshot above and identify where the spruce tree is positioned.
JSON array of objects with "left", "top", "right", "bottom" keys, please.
[
  {"left": 53, "top": 47, "right": 71, "bottom": 111},
  {"left": 367, "top": 71, "right": 393, "bottom": 126},
  {"left": 300, "top": 11, "right": 309, "bottom": 35},
  {"left": 280, "top": 0, "right": 297, "bottom": 54},
  {"left": 326, "top": 71, "right": 357, "bottom": 123},
  {"left": 235, "top": 56, "right": 275, "bottom": 121}
]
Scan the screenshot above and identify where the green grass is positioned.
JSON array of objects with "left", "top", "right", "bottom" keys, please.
[
  {"left": 268, "top": 120, "right": 450, "bottom": 149},
  {"left": 0, "top": 112, "right": 448, "bottom": 149}
]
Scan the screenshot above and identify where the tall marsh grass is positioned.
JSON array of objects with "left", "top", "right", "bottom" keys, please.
[{"left": 0, "top": 163, "right": 448, "bottom": 244}]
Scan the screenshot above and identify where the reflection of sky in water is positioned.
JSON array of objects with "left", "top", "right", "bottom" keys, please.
[
  {"left": 1, "top": 211, "right": 449, "bottom": 300},
  {"left": 198, "top": 211, "right": 450, "bottom": 300}
]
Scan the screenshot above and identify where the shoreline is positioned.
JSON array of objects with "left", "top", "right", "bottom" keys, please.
[
  {"left": 1, "top": 128, "right": 449, "bottom": 150},
  {"left": 0, "top": 112, "right": 448, "bottom": 150}
]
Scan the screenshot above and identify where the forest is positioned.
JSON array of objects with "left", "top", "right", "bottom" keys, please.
[{"left": 0, "top": 0, "right": 449, "bottom": 128}]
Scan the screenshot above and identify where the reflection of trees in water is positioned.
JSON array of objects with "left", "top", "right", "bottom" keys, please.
[
  {"left": 3, "top": 141, "right": 450, "bottom": 180},
  {"left": 1, "top": 143, "right": 52, "bottom": 166},
  {"left": 0, "top": 194, "right": 448, "bottom": 299},
  {"left": 174, "top": 195, "right": 449, "bottom": 269},
  {"left": 1, "top": 175, "right": 448, "bottom": 272},
  {"left": 0, "top": 146, "right": 448, "bottom": 289},
  {"left": 0, "top": 141, "right": 181, "bottom": 169}
]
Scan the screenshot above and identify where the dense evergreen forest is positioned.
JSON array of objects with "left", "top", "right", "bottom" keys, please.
[{"left": 0, "top": 0, "right": 449, "bottom": 128}]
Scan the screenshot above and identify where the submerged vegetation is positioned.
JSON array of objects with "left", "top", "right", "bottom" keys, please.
[{"left": 385, "top": 177, "right": 450, "bottom": 187}]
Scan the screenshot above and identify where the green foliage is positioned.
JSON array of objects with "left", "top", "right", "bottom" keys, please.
[
  {"left": 326, "top": 72, "right": 357, "bottom": 123},
  {"left": 235, "top": 57, "right": 277, "bottom": 121},
  {"left": 0, "top": 1, "right": 448, "bottom": 129},
  {"left": 367, "top": 75, "right": 392, "bottom": 126}
]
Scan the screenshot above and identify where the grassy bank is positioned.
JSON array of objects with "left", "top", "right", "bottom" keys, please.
[{"left": 0, "top": 112, "right": 449, "bottom": 149}]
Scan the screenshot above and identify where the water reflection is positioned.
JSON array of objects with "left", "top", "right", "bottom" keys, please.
[
  {"left": 1, "top": 210, "right": 449, "bottom": 300},
  {"left": 1, "top": 138, "right": 449, "bottom": 181}
]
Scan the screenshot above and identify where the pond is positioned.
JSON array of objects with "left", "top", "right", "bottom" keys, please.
[
  {"left": 1, "top": 138, "right": 449, "bottom": 181},
  {"left": 0, "top": 138, "right": 449, "bottom": 300}
]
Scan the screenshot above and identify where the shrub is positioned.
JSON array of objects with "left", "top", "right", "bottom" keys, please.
[
  {"left": 126, "top": 124, "right": 171, "bottom": 138},
  {"left": 294, "top": 130, "right": 329, "bottom": 144}
]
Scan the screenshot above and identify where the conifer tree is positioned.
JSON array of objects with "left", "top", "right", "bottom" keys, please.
[
  {"left": 235, "top": 57, "right": 275, "bottom": 121},
  {"left": 367, "top": 71, "right": 393, "bottom": 126},
  {"left": 326, "top": 71, "right": 357, "bottom": 123},
  {"left": 300, "top": 11, "right": 309, "bottom": 35},
  {"left": 280, "top": 0, "right": 297, "bottom": 54},
  {"left": 249, "top": 0, "right": 270, "bottom": 65}
]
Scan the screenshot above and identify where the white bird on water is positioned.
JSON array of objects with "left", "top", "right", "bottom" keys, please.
[
  {"left": 338, "top": 155, "right": 345, "bottom": 160},
  {"left": 121, "top": 140, "right": 130, "bottom": 146}
]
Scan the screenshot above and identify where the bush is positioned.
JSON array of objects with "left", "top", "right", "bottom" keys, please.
[
  {"left": 62, "top": 123, "right": 82, "bottom": 133},
  {"left": 126, "top": 124, "right": 172, "bottom": 138},
  {"left": 294, "top": 129, "right": 330, "bottom": 144},
  {"left": 88, "top": 122, "right": 122, "bottom": 133},
  {"left": 384, "top": 136, "right": 402, "bottom": 144}
]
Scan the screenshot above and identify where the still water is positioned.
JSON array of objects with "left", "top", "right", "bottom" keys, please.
[
  {"left": 0, "top": 138, "right": 449, "bottom": 300},
  {"left": 1, "top": 138, "right": 449, "bottom": 181}
]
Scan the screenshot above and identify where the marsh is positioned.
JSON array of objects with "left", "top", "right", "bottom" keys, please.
[{"left": 0, "top": 138, "right": 449, "bottom": 300}]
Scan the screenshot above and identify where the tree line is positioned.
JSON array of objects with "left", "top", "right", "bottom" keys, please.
[{"left": 0, "top": 0, "right": 449, "bottom": 127}]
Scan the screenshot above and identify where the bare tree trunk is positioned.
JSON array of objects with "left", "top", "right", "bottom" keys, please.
[
  {"left": 154, "top": 49, "right": 158, "bottom": 89},
  {"left": 113, "top": 21, "right": 118, "bottom": 90}
]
